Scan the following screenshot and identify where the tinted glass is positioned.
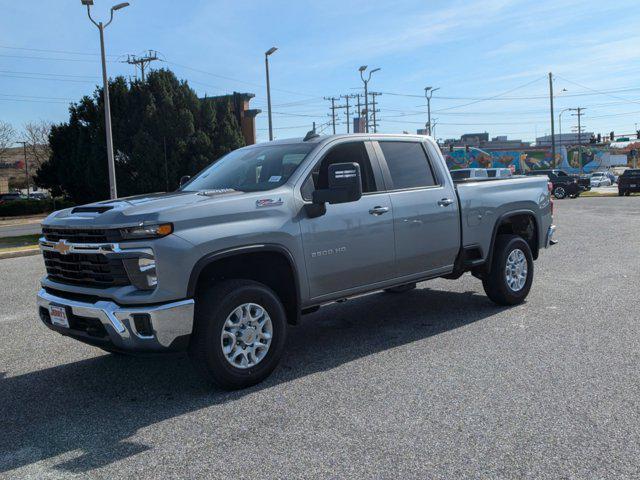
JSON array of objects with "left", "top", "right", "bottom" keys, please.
[
  {"left": 379, "top": 142, "right": 437, "bottom": 189},
  {"left": 623, "top": 169, "right": 640, "bottom": 177},
  {"left": 183, "top": 143, "right": 315, "bottom": 193},
  {"left": 304, "top": 142, "right": 377, "bottom": 199}
]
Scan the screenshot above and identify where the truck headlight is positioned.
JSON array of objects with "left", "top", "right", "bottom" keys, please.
[
  {"left": 120, "top": 223, "right": 173, "bottom": 240},
  {"left": 123, "top": 255, "right": 158, "bottom": 290}
]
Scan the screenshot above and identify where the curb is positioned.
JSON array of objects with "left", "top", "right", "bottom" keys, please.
[{"left": 0, "top": 247, "right": 40, "bottom": 260}]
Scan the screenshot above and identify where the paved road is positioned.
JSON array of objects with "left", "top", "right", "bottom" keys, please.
[
  {"left": 0, "top": 217, "right": 43, "bottom": 238},
  {"left": 1, "top": 197, "right": 640, "bottom": 479}
]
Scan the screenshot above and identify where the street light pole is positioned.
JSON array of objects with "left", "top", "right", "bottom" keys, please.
[
  {"left": 82, "top": 0, "right": 129, "bottom": 200},
  {"left": 424, "top": 86, "right": 439, "bottom": 136},
  {"left": 359, "top": 66, "right": 380, "bottom": 133},
  {"left": 265, "top": 47, "right": 278, "bottom": 141}
]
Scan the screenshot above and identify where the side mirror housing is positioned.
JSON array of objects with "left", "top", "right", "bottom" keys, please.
[
  {"left": 312, "top": 162, "right": 363, "bottom": 205},
  {"left": 179, "top": 175, "right": 191, "bottom": 188}
]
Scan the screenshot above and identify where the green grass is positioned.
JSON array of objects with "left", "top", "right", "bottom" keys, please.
[
  {"left": 0, "top": 234, "right": 41, "bottom": 250},
  {"left": 580, "top": 191, "right": 618, "bottom": 197}
]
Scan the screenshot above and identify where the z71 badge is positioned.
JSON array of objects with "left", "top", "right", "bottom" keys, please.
[{"left": 256, "top": 198, "right": 284, "bottom": 208}]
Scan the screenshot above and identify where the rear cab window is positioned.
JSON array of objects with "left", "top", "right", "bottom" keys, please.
[{"left": 377, "top": 141, "right": 438, "bottom": 189}]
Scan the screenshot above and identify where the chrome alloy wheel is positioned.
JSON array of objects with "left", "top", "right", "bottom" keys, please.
[
  {"left": 221, "top": 303, "right": 273, "bottom": 369},
  {"left": 504, "top": 248, "right": 528, "bottom": 292}
]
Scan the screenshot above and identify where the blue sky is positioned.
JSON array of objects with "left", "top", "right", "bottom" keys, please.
[{"left": 2, "top": 0, "right": 640, "bottom": 143}]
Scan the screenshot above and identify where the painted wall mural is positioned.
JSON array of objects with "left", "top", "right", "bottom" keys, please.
[{"left": 443, "top": 145, "right": 634, "bottom": 174}]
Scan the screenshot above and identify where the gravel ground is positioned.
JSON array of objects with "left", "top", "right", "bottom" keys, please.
[{"left": 1, "top": 197, "right": 640, "bottom": 479}]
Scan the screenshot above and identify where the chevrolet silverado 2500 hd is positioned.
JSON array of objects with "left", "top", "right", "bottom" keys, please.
[{"left": 37, "top": 134, "right": 555, "bottom": 389}]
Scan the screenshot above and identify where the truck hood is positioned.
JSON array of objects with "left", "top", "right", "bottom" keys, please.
[{"left": 42, "top": 189, "right": 249, "bottom": 229}]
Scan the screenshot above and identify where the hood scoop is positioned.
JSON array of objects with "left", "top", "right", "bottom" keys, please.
[{"left": 71, "top": 206, "right": 114, "bottom": 214}]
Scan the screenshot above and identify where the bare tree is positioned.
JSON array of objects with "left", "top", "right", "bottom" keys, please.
[
  {"left": 23, "top": 120, "right": 52, "bottom": 169},
  {"left": 0, "top": 120, "right": 15, "bottom": 160}
]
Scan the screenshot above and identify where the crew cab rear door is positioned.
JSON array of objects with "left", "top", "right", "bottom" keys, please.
[
  {"left": 373, "top": 140, "right": 460, "bottom": 277},
  {"left": 299, "top": 140, "right": 395, "bottom": 299}
]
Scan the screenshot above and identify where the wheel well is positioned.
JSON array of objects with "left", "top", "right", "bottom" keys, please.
[
  {"left": 194, "top": 251, "right": 300, "bottom": 325},
  {"left": 495, "top": 213, "right": 539, "bottom": 260}
]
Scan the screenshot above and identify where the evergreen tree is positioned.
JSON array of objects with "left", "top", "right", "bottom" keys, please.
[{"left": 35, "top": 69, "right": 246, "bottom": 203}]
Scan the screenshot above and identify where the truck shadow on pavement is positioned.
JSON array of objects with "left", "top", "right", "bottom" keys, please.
[{"left": 0, "top": 286, "right": 504, "bottom": 474}]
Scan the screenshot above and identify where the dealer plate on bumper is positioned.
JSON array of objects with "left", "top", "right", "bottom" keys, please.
[{"left": 49, "top": 305, "right": 69, "bottom": 328}]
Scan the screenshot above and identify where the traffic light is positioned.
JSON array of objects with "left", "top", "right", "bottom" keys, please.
[
  {"left": 610, "top": 131, "right": 615, "bottom": 142},
  {"left": 636, "top": 130, "right": 640, "bottom": 139},
  {"left": 449, "top": 144, "right": 454, "bottom": 152},
  {"left": 589, "top": 135, "right": 596, "bottom": 144},
  {"left": 597, "top": 133, "right": 601, "bottom": 143}
]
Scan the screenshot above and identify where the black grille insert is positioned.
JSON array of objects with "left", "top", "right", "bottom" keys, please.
[
  {"left": 42, "top": 227, "right": 123, "bottom": 244},
  {"left": 43, "top": 250, "right": 130, "bottom": 288}
]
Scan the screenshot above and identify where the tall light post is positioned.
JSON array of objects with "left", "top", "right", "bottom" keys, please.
[
  {"left": 265, "top": 47, "right": 278, "bottom": 141},
  {"left": 359, "top": 66, "right": 380, "bottom": 133},
  {"left": 558, "top": 107, "right": 574, "bottom": 164},
  {"left": 81, "top": 0, "right": 129, "bottom": 200},
  {"left": 424, "top": 86, "right": 439, "bottom": 136}
]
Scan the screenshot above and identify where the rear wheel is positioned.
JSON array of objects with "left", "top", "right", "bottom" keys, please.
[
  {"left": 189, "top": 279, "right": 287, "bottom": 390},
  {"left": 482, "top": 235, "right": 534, "bottom": 306},
  {"left": 625, "top": 191, "right": 631, "bottom": 197},
  {"left": 618, "top": 190, "right": 624, "bottom": 196},
  {"left": 553, "top": 186, "right": 566, "bottom": 199}
]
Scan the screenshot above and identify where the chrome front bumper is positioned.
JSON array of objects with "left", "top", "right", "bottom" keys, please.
[{"left": 37, "top": 289, "right": 194, "bottom": 352}]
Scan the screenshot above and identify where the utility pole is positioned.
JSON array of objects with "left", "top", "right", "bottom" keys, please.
[
  {"left": 125, "top": 50, "right": 159, "bottom": 81},
  {"left": 571, "top": 107, "right": 585, "bottom": 173},
  {"left": 355, "top": 94, "right": 362, "bottom": 133},
  {"left": 370, "top": 92, "right": 381, "bottom": 133},
  {"left": 424, "top": 86, "right": 440, "bottom": 136},
  {"left": 17, "top": 141, "right": 29, "bottom": 198},
  {"left": 82, "top": 0, "right": 130, "bottom": 200},
  {"left": 548, "top": 72, "right": 556, "bottom": 165},
  {"left": 340, "top": 94, "right": 356, "bottom": 133},
  {"left": 265, "top": 47, "right": 278, "bottom": 141},
  {"left": 325, "top": 97, "right": 339, "bottom": 134}
]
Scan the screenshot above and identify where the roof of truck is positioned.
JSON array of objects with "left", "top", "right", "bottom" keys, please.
[{"left": 251, "top": 133, "right": 432, "bottom": 147}]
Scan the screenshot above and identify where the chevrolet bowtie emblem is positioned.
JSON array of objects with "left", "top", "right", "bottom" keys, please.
[{"left": 53, "top": 239, "right": 71, "bottom": 255}]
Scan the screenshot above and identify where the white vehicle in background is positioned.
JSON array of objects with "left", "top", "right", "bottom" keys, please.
[
  {"left": 590, "top": 172, "right": 612, "bottom": 187},
  {"left": 486, "top": 168, "right": 513, "bottom": 178},
  {"left": 450, "top": 168, "right": 489, "bottom": 180}
]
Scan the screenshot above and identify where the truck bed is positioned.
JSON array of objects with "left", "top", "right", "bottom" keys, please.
[{"left": 454, "top": 175, "right": 552, "bottom": 261}]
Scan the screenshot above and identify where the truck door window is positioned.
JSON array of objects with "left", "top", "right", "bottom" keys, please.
[
  {"left": 379, "top": 141, "right": 437, "bottom": 189},
  {"left": 302, "top": 142, "right": 377, "bottom": 200}
]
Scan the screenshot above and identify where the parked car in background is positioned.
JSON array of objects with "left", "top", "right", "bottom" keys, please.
[
  {"left": 486, "top": 168, "right": 512, "bottom": 178},
  {"left": 618, "top": 169, "right": 640, "bottom": 196},
  {"left": 450, "top": 168, "right": 489, "bottom": 180},
  {"left": 29, "top": 192, "right": 49, "bottom": 200},
  {"left": 573, "top": 174, "right": 591, "bottom": 192},
  {"left": 0, "top": 192, "right": 24, "bottom": 204},
  {"left": 525, "top": 169, "right": 580, "bottom": 199},
  {"left": 590, "top": 172, "right": 612, "bottom": 187}
]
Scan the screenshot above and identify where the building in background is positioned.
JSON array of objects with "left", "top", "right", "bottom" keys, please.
[
  {"left": 442, "top": 132, "right": 531, "bottom": 149},
  {"left": 536, "top": 132, "right": 594, "bottom": 147},
  {"left": 202, "top": 92, "right": 261, "bottom": 145}
]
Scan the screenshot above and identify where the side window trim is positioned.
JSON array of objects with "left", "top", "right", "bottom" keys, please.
[
  {"left": 373, "top": 140, "right": 442, "bottom": 192},
  {"left": 299, "top": 140, "right": 386, "bottom": 201}
]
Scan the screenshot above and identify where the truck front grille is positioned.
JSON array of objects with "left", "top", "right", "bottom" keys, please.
[
  {"left": 42, "top": 227, "right": 122, "bottom": 244},
  {"left": 43, "top": 250, "right": 130, "bottom": 288}
]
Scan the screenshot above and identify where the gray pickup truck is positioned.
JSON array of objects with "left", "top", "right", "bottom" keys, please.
[{"left": 37, "top": 133, "right": 555, "bottom": 389}]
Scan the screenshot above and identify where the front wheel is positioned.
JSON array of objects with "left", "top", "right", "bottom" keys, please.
[
  {"left": 189, "top": 279, "right": 287, "bottom": 390},
  {"left": 553, "top": 186, "right": 566, "bottom": 199},
  {"left": 482, "top": 235, "right": 534, "bottom": 306},
  {"left": 618, "top": 190, "right": 625, "bottom": 196}
]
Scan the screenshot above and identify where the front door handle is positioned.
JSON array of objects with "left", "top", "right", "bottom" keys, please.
[
  {"left": 438, "top": 198, "right": 454, "bottom": 207},
  {"left": 369, "top": 206, "right": 389, "bottom": 215}
]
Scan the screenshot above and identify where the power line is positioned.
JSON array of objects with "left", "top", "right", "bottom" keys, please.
[
  {"left": 124, "top": 50, "right": 159, "bottom": 81},
  {"left": 555, "top": 74, "right": 640, "bottom": 106},
  {"left": 0, "top": 44, "right": 118, "bottom": 58}
]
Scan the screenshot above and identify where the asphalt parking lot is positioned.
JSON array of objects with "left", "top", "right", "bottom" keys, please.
[{"left": 1, "top": 197, "right": 640, "bottom": 479}]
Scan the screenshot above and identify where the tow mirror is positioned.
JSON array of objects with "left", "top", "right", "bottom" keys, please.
[
  {"left": 312, "top": 162, "right": 363, "bottom": 205},
  {"left": 179, "top": 175, "right": 191, "bottom": 188}
]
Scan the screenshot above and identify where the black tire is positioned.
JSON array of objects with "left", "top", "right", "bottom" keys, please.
[
  {"left": 553, "top": 186, "right": 566, "bottom": 199},
  {"left": 618, "top": 190, "right": 624, "bottom": 196},
  {"left": 482, "top": 234, "right": 534, "bottom": 306},
  {"left": 384, "top": 283, "right": 417, "bottom": 294},
  {"left": 189, "top": 279, "right": 287, "bottom": 390},
  {"left": 625, "top": 191, "right": 631, "bottom": 197}
]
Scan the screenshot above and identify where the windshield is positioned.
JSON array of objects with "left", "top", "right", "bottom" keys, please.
[
  {"left": 182, "top": 143, "right": 316, "bottom": 192},
  {"left": 623, "top": 169, "right": 640, "bottom": 177}
]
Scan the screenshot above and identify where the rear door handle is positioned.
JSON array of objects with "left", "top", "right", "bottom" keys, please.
[
  {"left": 369, "top": 206, "right": 389, "bottom": 215},
  {"left": 438, "top": 198, "right": 454, "bottom": 207}
]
